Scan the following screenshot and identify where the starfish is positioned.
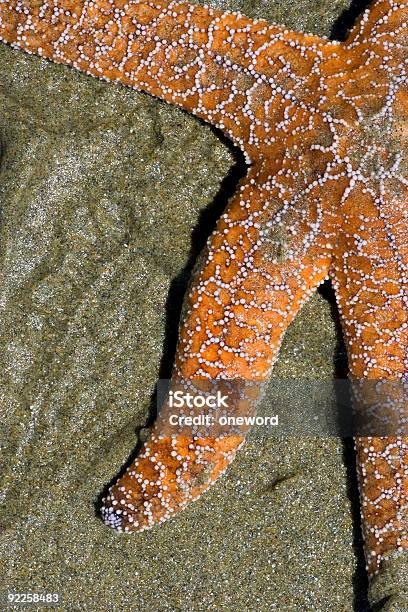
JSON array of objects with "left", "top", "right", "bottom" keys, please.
[{"left": 1, "top": 0, "right": 407, "bottom": 581}]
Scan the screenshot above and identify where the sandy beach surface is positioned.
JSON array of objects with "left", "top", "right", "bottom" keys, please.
[{"left": 1, "top": 0, "right": 406, "bottom": 609}]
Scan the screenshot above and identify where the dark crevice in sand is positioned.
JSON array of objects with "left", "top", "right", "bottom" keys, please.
[
  {"left": 331, "top": 0, "right": 374, "bottom": 41},
  {"left": 343, "top": 437, "right": 372, "bottom": 612}
]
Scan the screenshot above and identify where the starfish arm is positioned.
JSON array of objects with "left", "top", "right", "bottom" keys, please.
[
  {"left": 332, "top": 176, "right": 408, "bottom": 576},
  {"left": 355, "top": 437, "right": 408, "bottom": 577},
  {"left": 329, "top": 2, "right": 408, "bottom": 572},
  {"left": 346, "top": 0, "right": 408, "bottom": 49},
  {"left": 101, "top": 167, "right": 333, "bottom": 532},
  {"left": 0, "top": 0, "right": 336, "bottom": 158}
]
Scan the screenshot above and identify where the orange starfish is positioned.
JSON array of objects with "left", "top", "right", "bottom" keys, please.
[{"left": 1, "top": 0, "right": 407, "bottom": 581}]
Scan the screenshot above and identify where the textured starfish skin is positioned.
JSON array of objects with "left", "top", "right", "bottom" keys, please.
[{"left": 0, "top": 0, "right": 407, "bottom": 577}]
